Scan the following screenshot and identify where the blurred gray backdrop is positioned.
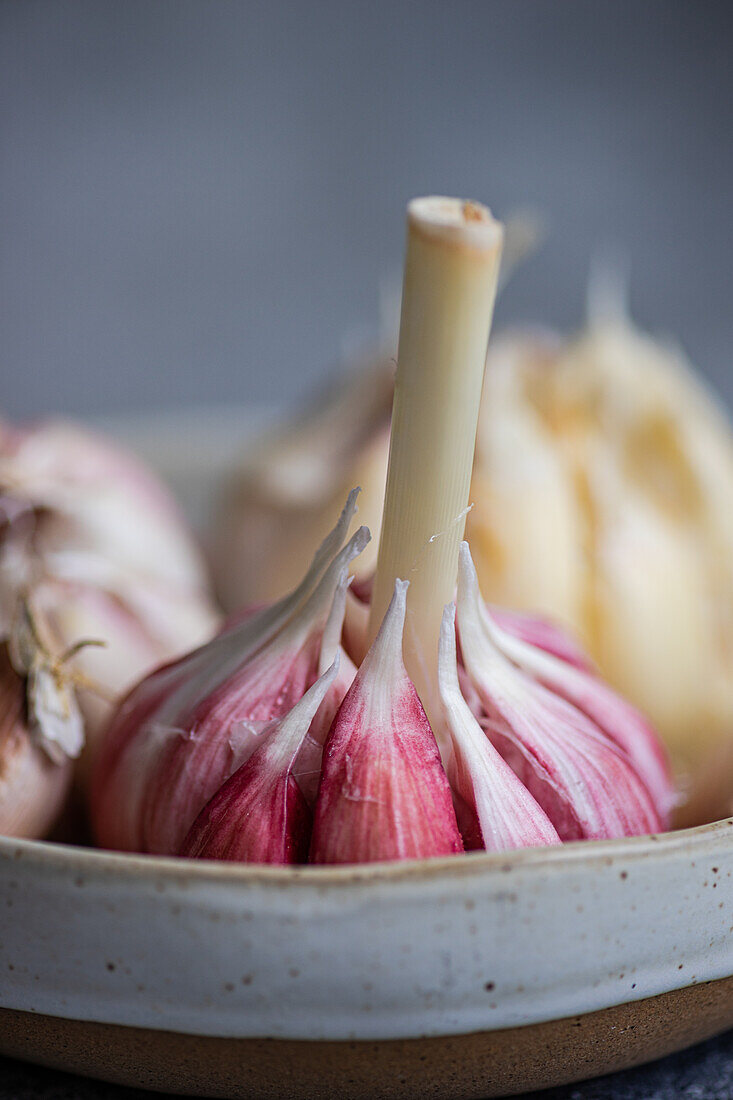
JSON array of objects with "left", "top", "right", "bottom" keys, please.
[{"left": 1, "top": 0, "right": 731, "bottom": 419}]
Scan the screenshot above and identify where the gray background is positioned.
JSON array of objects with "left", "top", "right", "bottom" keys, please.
[{"left": 1, "top": 0, "right": 731, "bottom": 420}]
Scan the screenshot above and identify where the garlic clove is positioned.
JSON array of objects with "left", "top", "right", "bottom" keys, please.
[
  {"left": 140, "top": 526, "right": 368, "bottom": 856},
  {"left": 457, "top": 543, "right": 663, "bottom": 841},
  {"left": 291, "top": 573, "right": 358, "bottom": 807},
  {"left": 480, "top": 601, "right": 674, "bottom": 822},
  {"left": 310, "top": 580, "right": 464, "bottom": 864},
  {"left": 180, "top": 658, "right": 340, "bottom": 863},
  {"left": 91, "top": 494, "right": 369, "bottom": 855},
  {"left": 93, "top": 487, "right": 363, "bottom": 806},
  {"left": 438, "top": 604, "right": 560, "bottom": 852}
]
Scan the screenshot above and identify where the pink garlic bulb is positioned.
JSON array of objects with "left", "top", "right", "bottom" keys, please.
[
  {"left": 90, "top": 196, "right": 674, "bottom": 866},
  {"left": 0, "top": 417, "right": 219, "bottom": 780},
  {"left": 91, "top": 493, "right": 672, "bottom": 865}
]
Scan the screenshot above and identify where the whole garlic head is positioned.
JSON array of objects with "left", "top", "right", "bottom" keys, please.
[
  {"left": 215, "top": 317, "right": 733, "bottom": 821},
  {"left": 0, "top": 418, "right": 220, "bottom": 785}
]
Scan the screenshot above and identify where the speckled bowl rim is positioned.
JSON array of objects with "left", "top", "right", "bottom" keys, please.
[{"left": 4, "top": 816, "right": 733, "bottom": 887}]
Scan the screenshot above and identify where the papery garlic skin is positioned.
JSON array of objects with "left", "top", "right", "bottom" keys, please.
[
  {"left": 181, "top": 659, "right": 340, "bottom": 864},
  {"left": 215, "top": 315, "right": 733, "bottom": 818},
  {"left": 0, "top": 418, "right": 219, "bottom": 775},
  {"left": 489, "top": 606, "right": 593, "bottom": 674},
  {"left": 310, "top": 580, "right": 464, "bottom": 864},
  {"left": 91, "top": 493, "right": 366, "bottom": 855},
  {"left": 480, "top": 603, "right": 674, "bottom": 820},
  {"left": 456, "top": 544, "right": 664, "bottom": 841},
  {"left": 438, "top": 605, "right": 561, "bottom": 852},
  {"left": 0, "top": 646, "right": 72, "bottom": 838}
]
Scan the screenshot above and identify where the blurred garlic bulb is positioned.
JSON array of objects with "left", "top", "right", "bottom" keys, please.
[
  {"left": 0, "top": 418, "right": 220, "bottom": 782},
  {"left": 473, "top": 319, "right": 733, "bottom": 820},
  {"left": 215, "top": 314, "right": 733, "bottom": 819},
  {"left": 213, "top": 358, "right": 393, "bottom": 611}
]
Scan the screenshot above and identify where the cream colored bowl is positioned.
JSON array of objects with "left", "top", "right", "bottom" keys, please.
[
  {"left": 1, "top": 409, "right": 732, "bottom": 1097},
  {"left": 1, "top": 824, "right": 733, "bottom": 1097}
]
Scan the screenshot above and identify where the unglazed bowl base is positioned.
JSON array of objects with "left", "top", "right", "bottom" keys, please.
[{"left": 2, "top": 977, "right": 732, "bottom": 1099}]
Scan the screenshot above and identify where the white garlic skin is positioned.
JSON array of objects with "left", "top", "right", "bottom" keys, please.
[
  {"left": 215, "top": 319, "right": 733, "bottom": 821},
  {"left": 0, "top": 419, "right": 220, "bottom": 779},
  {"left": 0, "top": 648, "right": 72, "bottom": 839}
]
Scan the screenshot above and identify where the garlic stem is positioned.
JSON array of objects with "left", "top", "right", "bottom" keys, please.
[{"left": 368, "top": 197, "right": 503, "bottom": 718}]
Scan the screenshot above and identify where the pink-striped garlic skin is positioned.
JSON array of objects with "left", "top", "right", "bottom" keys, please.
[
  {"left": 91, "top": 480, "right": 674, "bottom": 866},
  {"left": 291, "top": 645, "right": 357, "bottom": 808},
  {"left": 310, "top": 580, "right": 464, "bottom": 864},
  {"left": 140, "top": 634, "right": 325, "bottom": 857},
  {"left": 457, "top": 543, "right": 665, "bottom": 842},
  {"left": 490, "top": 607, "right": 594, "bottom": 673},
  {"left": 438, "top": 605, "right": 560, "bottom": 852},
  {"left": 482, "top": 609, "right": 674, "bottom": 822},
  {"left": 183, "top": 766, "right": 310, "bottom": 864},
  {"left": 181, "top": 662, "right": 338, "bottom": 864},
  {"left": 91, "top": 495, "right": 366, "bottom": 856}
]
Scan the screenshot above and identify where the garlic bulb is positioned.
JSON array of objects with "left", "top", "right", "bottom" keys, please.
[
  {"left": 0, "top": 418, "right": 220, "bottom": 778},
  {"left": 92, "top": 196, "right": 673, "bottom": 865},
  {"left": 91, "top": 494, "right": 671, "bottom": 864},
  {"left": 214, "top": 314, "right": 733, "bottom": 820}
]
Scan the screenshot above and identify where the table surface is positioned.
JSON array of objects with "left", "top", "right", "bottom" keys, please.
[{"left": 1, "top": 1030, "right": 731, "bottom": 1100}]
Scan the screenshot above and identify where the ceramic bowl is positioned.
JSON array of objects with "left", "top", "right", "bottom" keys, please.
[
  {"left": 2, "top": 821, "right": 733, "bottom": 1097},
  {"left": 1, "top": 410, "right": 732, "bottom": 1097}
]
